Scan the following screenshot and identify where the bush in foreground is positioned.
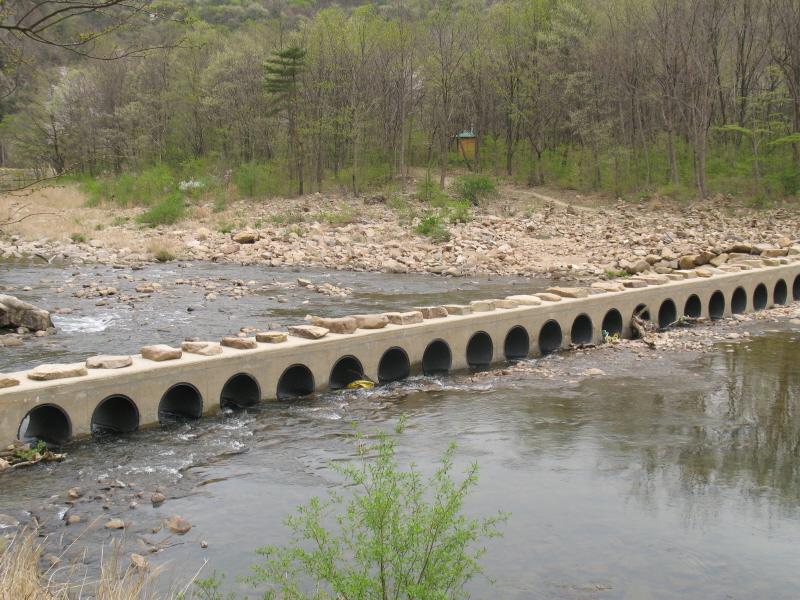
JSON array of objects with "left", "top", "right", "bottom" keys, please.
[{"left": 247, "top": 415, "right": 508, "bottom": 600}]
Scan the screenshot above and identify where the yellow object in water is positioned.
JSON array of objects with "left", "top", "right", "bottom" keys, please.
[{"left": 347, "top": 380, "right": 375, "bottom": 389}]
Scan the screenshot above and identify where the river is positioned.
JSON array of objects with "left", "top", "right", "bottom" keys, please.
[{"left": 1, "top": 261, "right": 800, "bottom": 599}]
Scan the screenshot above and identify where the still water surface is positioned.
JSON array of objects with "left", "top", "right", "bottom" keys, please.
[{"left": 1, "top": 263, "right": 800, "bottom": 599}]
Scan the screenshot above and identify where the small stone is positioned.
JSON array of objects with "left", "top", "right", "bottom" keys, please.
[
  {"left": 85, "top": 355, "right": 133, "bottom": 369},
  {"left": 413, "top": 306, "right": 448, "bottom": 319},
  {"left": 232, "top": 231, "right": 257, "bottom": 244},
  {"left": 66, "top": 515, "right": 82, "bottom": 525},
  {"left": 181, "top": 341, "right": 223, "bottom": 356},
  {"left": 67, "top": 487, "right": 83, "bottom": 499},
  {"left": 382, "top": 311, "right": 424, "bottom": 325},
  {"left": 547, "top": 287, "right": 589, "bottom": 299},
  {"left": 534, "top": 293, "right": 563, "bottom": 302},
  {"left": 288, "top": 325, "right": 329, "bottom": 339},
  {"left": 505, "top": 295, "right": 543, "bottom": 305},
  {"left": 105, "top": 518, "right": 125, "bottom": 530},
  {"left": 140, "top": 345, "right": 182, "bottom": 361},
  {"left": 0, "top": 376, "right": 20, "bottom": 388},
  {"left": 584, "top": 368, "right": 606, "bottom": 376},
  {"left": 130, "top": 554, "right": 148, "bottom": 570},
  {"left": 28, "top": 364, "right": 88, "bottom": 381},
  {"left": 201, "top": 541, "right": 209, "bottom": 548},
  {"left": 590, "top": 282, "right": 625, "bottom": 292},
  {"left": 442, "top": 304, "right": 472, "bottom": 315},
  {"left": 349, "top": 314, "right": 389, "bottom": 329},
  {"left": 469, "top": 300, "right": 495, "bottom": 312},
  {"left": 151, "top": 492, "right": 166, "bottom": 504},
  {"left": 220, "top": 337, "right": 258, "bottom": 349},
  {"left": 621, "top": 279, "right": 648, "bottom": 288},
  {"left": 255, "top": 332, "right": 287, "bottom": 343},
  {"left": 297, "top": 278, "right": 312, "bottom": 286},
  {"left": 135, "top": 283, "right": 155, "bottom": 293},
  {"left": 168, "top": 515, "right": 192, "bottom": 534},
  {"left": 310, "top": 316, "right": 357, "bottom": 334}
]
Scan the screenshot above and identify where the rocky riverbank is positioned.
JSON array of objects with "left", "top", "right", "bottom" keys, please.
[{"left": 1, "top": 186, "right": 799, "bottom": 281}]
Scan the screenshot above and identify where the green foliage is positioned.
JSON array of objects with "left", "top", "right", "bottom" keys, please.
[
  {"left": 773, "top": 169, "right": 800, "bottom": 196},
  {"left": 180, "top": 571, "right": 234, "bottom": 600},
  {"left": 154, "top": 248, "right": 175, "bottom": 262},
  {"left": 93, "top": 166, "right": 175, "bottom": 207},
  {"left": 13, "top": 441, "right": 46, "bottom": 462},
  {"left": 269, "top": 212, "right": 305, "bottom": 225},
  {"left": 111, "top": 216, "right": 129, "bottom": 226},
  {"left": 415, "top": 210, "right": 451, "bottom": 241},
  {"left": 70, "top": 233, "right": 86, "bottom": 243},
  {"left": 235, "top": 163, "right": 287, "bottom": 199},
  {"left": 135, "top": 192, "right": 186, "bottom": 227},
  {"left": 248, "top": 416, "right": 507, "bottom": 600},
  {"left": 451, "top": 175, "right": 498, "bottom": 206},
  {"left": 314, "top": 203, "right": 355, "bottom": 225}
]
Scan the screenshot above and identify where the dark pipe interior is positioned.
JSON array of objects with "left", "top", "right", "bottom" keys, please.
[
  {"left": 538, "top": 320, "right": 562, "bottom": 354},
  {"left": 709, "top": 291, "right": 725, "bottom": 320},
  {"left": 571, "top": 314, "right": 593, "bottom": 345},
  {"left": 91, "top": 395, "right": 139, "bottom": 436},
  {"left": 221, "top": 373, "right": 261, "bottom": 408},
  {"left": 684, "top": 295, "right": 702, "bottom": 318},
  {"left": 329, "top": 356, "right": 365, "bottom": 390},
  {"left": 277, "top": 365, "right": 315, "bottom": 400},
  {"left": 504, "top": 326, "right": 530, "bottom": 360},
  {"left": 794, "top": 275, "right": 800, "bottom": 301},
  {"left": 774, "top": 279, "right": 788, "bottom": 305},
  {"left": 753, "top": 283, "right": 768, "bottom": 311},
  {"left": 18, "top": 404, "right": 71, "bottom": 446},
  {"left": 731, "top": 286, "right": 747, "bottom": 314},
  {"left": 602, "top": 309, "right": 623, "bottom": 337},
  {"left": 658, "top": 299, "right": 678, "bottom": 328},
  {"left": 634, "top": 303, "right": 651, "bottom": 321},
  {"left": 159, "top": 383, "right": 203, "bottom": 423},
  {"left": 466, "top": 331, "right": 493, "bottom": 367},
  {"left": 378, "top": 347, "right": 411, "bottom": 383},
  {"left": 423, "top": 340, "right": 452, "bottom": 375}
]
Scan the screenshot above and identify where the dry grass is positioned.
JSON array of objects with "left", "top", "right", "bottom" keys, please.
[{"left": 0, "top": 528, "right": 206, "bottom": 600}]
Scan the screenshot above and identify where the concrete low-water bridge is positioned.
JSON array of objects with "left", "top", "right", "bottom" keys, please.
[{"left": 2, "top": 260, "right": 799, "bottom": 448}]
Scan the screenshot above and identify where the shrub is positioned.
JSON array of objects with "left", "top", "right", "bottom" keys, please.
[
  {"left": 452, "top": 175, "right": 498, "bottom": 206},
  {"left": 136, "top": 192, "right": 186, "bottom": 227},
  {"left": 415, "top": 210, "right": 451, "bottom": 241},
  {"left": 248, "top": 416, "right": 507, "bottom": 600}
]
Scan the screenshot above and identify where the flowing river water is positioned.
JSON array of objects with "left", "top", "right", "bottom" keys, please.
[{"left": 1, "top": 261, "right": 800, "bottom": 599}]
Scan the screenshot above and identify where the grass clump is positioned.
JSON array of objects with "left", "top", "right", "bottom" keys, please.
[
  {"left": 247, "top": 415, "right": 508, "bottom": 600},
  {"left": 69, "top": 233, "right": 86, "bottom": 243},
  {"left": 452, "top": 174, "right": 498, "bottom": 206},
  {"left": 136, "top": 193, "right": 186, "bottom": 227}
]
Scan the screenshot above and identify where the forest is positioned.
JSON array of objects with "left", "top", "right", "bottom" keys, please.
[{"left": 1, "top": 0, "right": 799, "bottom": 203}]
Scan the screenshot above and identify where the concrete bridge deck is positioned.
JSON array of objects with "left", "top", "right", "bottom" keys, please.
[{"left": 2, "top": 261, "right": 799, "bottom": 447}]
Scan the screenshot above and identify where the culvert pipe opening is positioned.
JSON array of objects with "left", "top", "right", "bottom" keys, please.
[
  {"left": 158, "top": 383, "right": 203, "bottom": 424},
  {"left": 378, "top": 347, "right": 410, "bottom": 383},
  {"left": 277, "top": 365, "right": 315, "bottom": 400},
  {"left": 634, "top": 303, "right": 651, "bottom": 321},
  {"left": 504, "top": 326, "right": 530, "bottom": 360},
  {"left": 753, "top": 283, "right": 768, "bottom": 311},
  {"left": 774, "top": 279, "right": 788, "bottom": 305},
  {"left": 794, "top": 275, "right": 800, "bottom": 301},
  {"left": 91, "top": 395, "right": 139, "bottom": 436},
  {"left": 602, "top": 309, "right": 623, "bottom": 338},
  {"left": 221, "top": 373, "right": 261, "bottom": 408},
  {"left": 538, "top": 320, "right": 562, "bottom": 354},
  {"left": 19, "top": 404, "right": 71, "bottom": 446},
  {"left": 684, "top": 295, "right": 702, "bottom": 318},
  {"left": 423, "top": 339, "right": 452, "bottom": 375},
  {"left": 731, "top": 286, "right": 747, "bottom": 314},
  {"left": 466, "top": 331, "right": 493, "bottom": 367},
  {"left": 330, "top": 356, "right": 365, "bottom": 390},
  {"left": 571, "top": 314, "right": 593, "bottom": 345},
  {"left": 709, "top": 291, "right": 725, "bottom": 320},
  {"left": 658, "top": 299, "right": 678, "bottom": 328}
]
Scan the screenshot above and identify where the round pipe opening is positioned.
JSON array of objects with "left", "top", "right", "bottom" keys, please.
[
  {"left": 753, "top": 283, "right": 768, "bottom": 311},
  {"left": 466, "top": 331, "right": 493, "bottom": 367},
  {"left": 731, "top": 286, "right": 747, "bottom": 315},
  {"left": 159, "top": 383, "right": 203, "bottom": 423},
  {"left": 774, "top": 279, "right": 788, "bottom": 306},
  {"left": 571, "top": 314, "right": 593, "bottom": 345},
  {"left": 221, "top": 373, "right": 261, "bottom": 408},
  {"left": 538, "top": 320, "right": 562, "bottom": 354},
  {"left": 91, "top": 395, "right": 139, "bottom": 436},
  {"left": 277, "top": 364, "right": 315, "bottom": 400},
  {"left": 709, "top": 290, "right": 725, "bottom": 320},
  {"left": 504, "top": 326, "right": 530, "bottom": 360},
  {"left": 423, "top": 339, "right": 452, "bottom": 375},
  {"left": 378, "top": 347, "right": 410, "bottom": 384},
  {"left": 602, "top": 309, "right": 623, "bottom": 337},
  {"left": 658, "top": 299, "right": 678, "bottom": 329},
  {"left": 794, "top": 275, "right": 800, "bottom": 301},
  {"left": 329, "top": 356, "right": 365, "bottom": 390},
  {"left": 684, "top": 295, "right": 702, "bottom": 318},
  {"left": 633, "top": 303, "right": 651, "bottom": 322},
  {"left": 18, "top": 404, "right": 71, "bottom": 446}
]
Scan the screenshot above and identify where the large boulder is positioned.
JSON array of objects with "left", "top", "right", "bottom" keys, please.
[{"left": 0, "top": 295, "right": 53, "bottom": 331}]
